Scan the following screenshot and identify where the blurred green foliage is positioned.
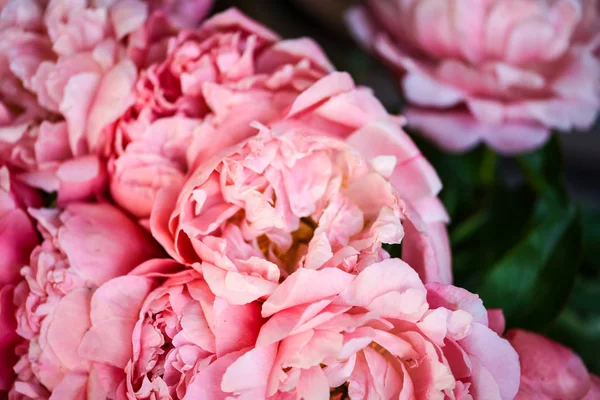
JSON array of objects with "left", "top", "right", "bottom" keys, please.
[{"left": 414, "top": 134, "right": 598, "bottom": 373}]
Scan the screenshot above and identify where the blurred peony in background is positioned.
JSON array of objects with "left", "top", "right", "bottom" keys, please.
[{"left": 226, "top": 0, "right": 600, "bottom": 202}]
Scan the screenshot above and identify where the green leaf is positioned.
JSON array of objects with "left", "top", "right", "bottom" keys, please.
[
  {"left": 581, "top": 204, "right": 600, "bottom": 275},
  {"left": 516, "top": 135, "right": 567, "bottom": 205},
  {"left": 477, "top": 202, "right": 582, "bottom": 330},
  {"left": 451, "top": 184, "right": 537, "bottom": 290},
  {"left": 410, "top": 135, "right": 491, "bottom": 221},
  {"left": 548, "top": 277, "right": 600, "bottom": 374},
  {"left": 412, "top": 132, "right": 584, "bottom": 333}
]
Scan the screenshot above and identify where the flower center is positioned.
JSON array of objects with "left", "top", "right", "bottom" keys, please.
[
  {"left": 330, "top": 383, "right": 350, "bottom": 399},
  {"left": 257, "top": 217, "right": 316, "bottom": 278},
  {"left": 369, "top": 341, "right": 388, "bottom": 356}
]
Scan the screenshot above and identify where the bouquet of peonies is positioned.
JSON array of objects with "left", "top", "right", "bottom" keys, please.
[{"left": 1, "top": 1, "right": 599, "bottom": 399}]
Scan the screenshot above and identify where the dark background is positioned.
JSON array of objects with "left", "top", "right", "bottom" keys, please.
[{"left": 215, "top": 0, "right": 600, "bottom": 206}]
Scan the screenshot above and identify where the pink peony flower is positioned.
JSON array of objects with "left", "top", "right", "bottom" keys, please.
[
  {"left": 507, "top": 329, "right": 600, "bottom": 400},
  {"left": 108, "top": 8, "right": 333, "bottom": 222},
  {"left": 152, "top": 73, "right": 450, "bottom": 288},
  {"left": 0, "top": 0, "right": 131, "bottom": 202},
  {"left": 220, "top": 259, "right": 520, "bottom": 399},
  {"left": 0, "top": 121, "right": 108, "bottom": 206},
  {"left": 0, "top": 167, "right": 41, "bottom": 392},
  {"left": 10, "top": 202, "right": 161, "bottom": 399},
  {"left": 111, "top": 268, "right": 264, "bottom": 400},
  {"left": 347, "top": 0, "right": 600, "bottom": 154},
  {"left": 151, "top": 126, "right": 407, "bottom": 303},
  {"left": 0, "top": 0, "right": 214, "bottom": 203}
]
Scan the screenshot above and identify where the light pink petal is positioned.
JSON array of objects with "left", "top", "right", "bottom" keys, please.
[
  {"left": 287, "top": 72, "right": 355, "bottom": 118},
  {"left": 257, "top": 300, "right": 346, "bottom": 346},
  {"left": 346, "top": 120, "right": 419, "bottom": 166},
  {"left": 256, "top": 37, "right": 334, "bottom": 73},
  {"left": 221, "top": 344, "right": 277, "bottom": 395},
  {"left": 86, "top": 60, "right": 137, "bottom": 152},
  {"left": 79, "top": 276, "right": 155, "bottom": 368},
  {"left": 202, "top": 8, "right": 279, "bottom": 43},
  {"left": 54, "top": 155, "right": 107, "bottom": 204},
  {"left": 262, "top": 268, "right": 355, "bottom": 317},
  {"left": 60, "top": 72, "right": 101, "bottom": 156},
  {"left": 390, "top": 153, "right": 442, "bottom": 201},
  {"left": 34, "top": 121, "right": 72, "bottom": 164},
  {"left": 45, "top": 288, "right": 93, "bottom": 371},
  {"left": 110, "top": 152, "right": 186, "bottom": 219},
  {"left": 426, "top": 283, "right": 488, "bottom": 325},
  {"left": 460, "top": 323, "right": 521, "bottom": 400},
  {"left": 467, "top": 358, "right": 502, "bottom": 400},
  {"left": 183, "top": 350, "right": 245, "bottom": 400},
  {"left": 402, "top": 72, "right": 465, "bottom": 108},
  {"left": 484, "top": 0, "right": 540, "bottom": 59},
  {"left": 87, "top": 363, "right": 124, "bottom": 400},
  {"left": 452, "top": 0, "right": 489, "bottom": 64},
  {"left": 304, "top": 232, "right": 333, "bottom": 270},
  {"left": 109, "top": 0, "right": 148, "bottom": 40},
  {"left": 58, "top": 203, "right": 159, "bottom": 286},
  {"left": 158, "top": 0, "right": 214, "bottom": 29},
  {"left": 213, "top": 298, "right": 263, "bottom": 357},
  {"left": 336, "top": 258, "right": 428, "bottom": 321},
  {"left": 150, "top": 186, "right": 182, "bottom": 261},
  {"left": 202, "top": 262, "right": 279, "bottom": 306},
  {"left": 48, "top": 371, "right": 87, "bottom": 400},
  {"left": 480, "top": 120, "right": 551, "bottom": 155},
  {"left": 405, "top": 108, "right": 484, "bottom": 153},
  {"left": 296, "top": 366, "right": 329, "bottom": 400}
]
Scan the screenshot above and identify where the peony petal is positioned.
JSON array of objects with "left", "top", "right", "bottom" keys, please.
[
  {"left": 48, "top": 371, "right": 88, "bottom": 400},
  {"left": 262, "top": 268, "right": 355, "bottom": 317},
  {"left": 183, "top": 350, "right": 245, "bottom": 400},
  {"left": 336, "top": 258, "right": 428, "bottom": 320},
  {"left": 287, "top": 72, "right": 355, "bottom": 117},
  {"left": 487, "top": 309, "right": 506, "bottom": 336},
  {"left": 296, "top": 366, "right": 329, "bottom": 400},
  {"left": 405, "top": 108, "right": 483, "bottom": 153},
  {"left": 402, "top": 72, "right": 464, "bottom": 108},
  {"left": 58, "top": 203, "right": 159, "bottom": 286},
  {"left": 508, "top": 329, "right": 591, "bottom": 400},
  {"left": 221, "top": 344, "right": 277, "bottom": 395},
  {"left": 426, "top": 283, "right": 488, "bottom": 326},
  {"left": 460, "top": 324, "right": 521, "bottom": 400},
  {"left": 45, "top": 288, "right": 93, "bottom": 371},
  {"left": 213, "top": 298, "right": 263, "bottom": 357},
  {"left": 583, "top": 375, "right": 600, "bottom": 400},
  {"left": 86, "top": 60, "right": 137, "bottom": 152},
  {"left": 79, "top": 276, "right": 156, "bottom": 368},
  {"left": 109, "top": 0, "right": 148, "bottom": 40}
]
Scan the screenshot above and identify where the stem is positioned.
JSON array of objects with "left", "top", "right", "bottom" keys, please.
[
  {"left": 480, "top": 147, "right": 498, "bottom": 186},
  {"left": 515, "top": 156, "right": 547, "bottom": 196},
  {"left": 515, "top": 134, "right": 566, "bottom": 205}
]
